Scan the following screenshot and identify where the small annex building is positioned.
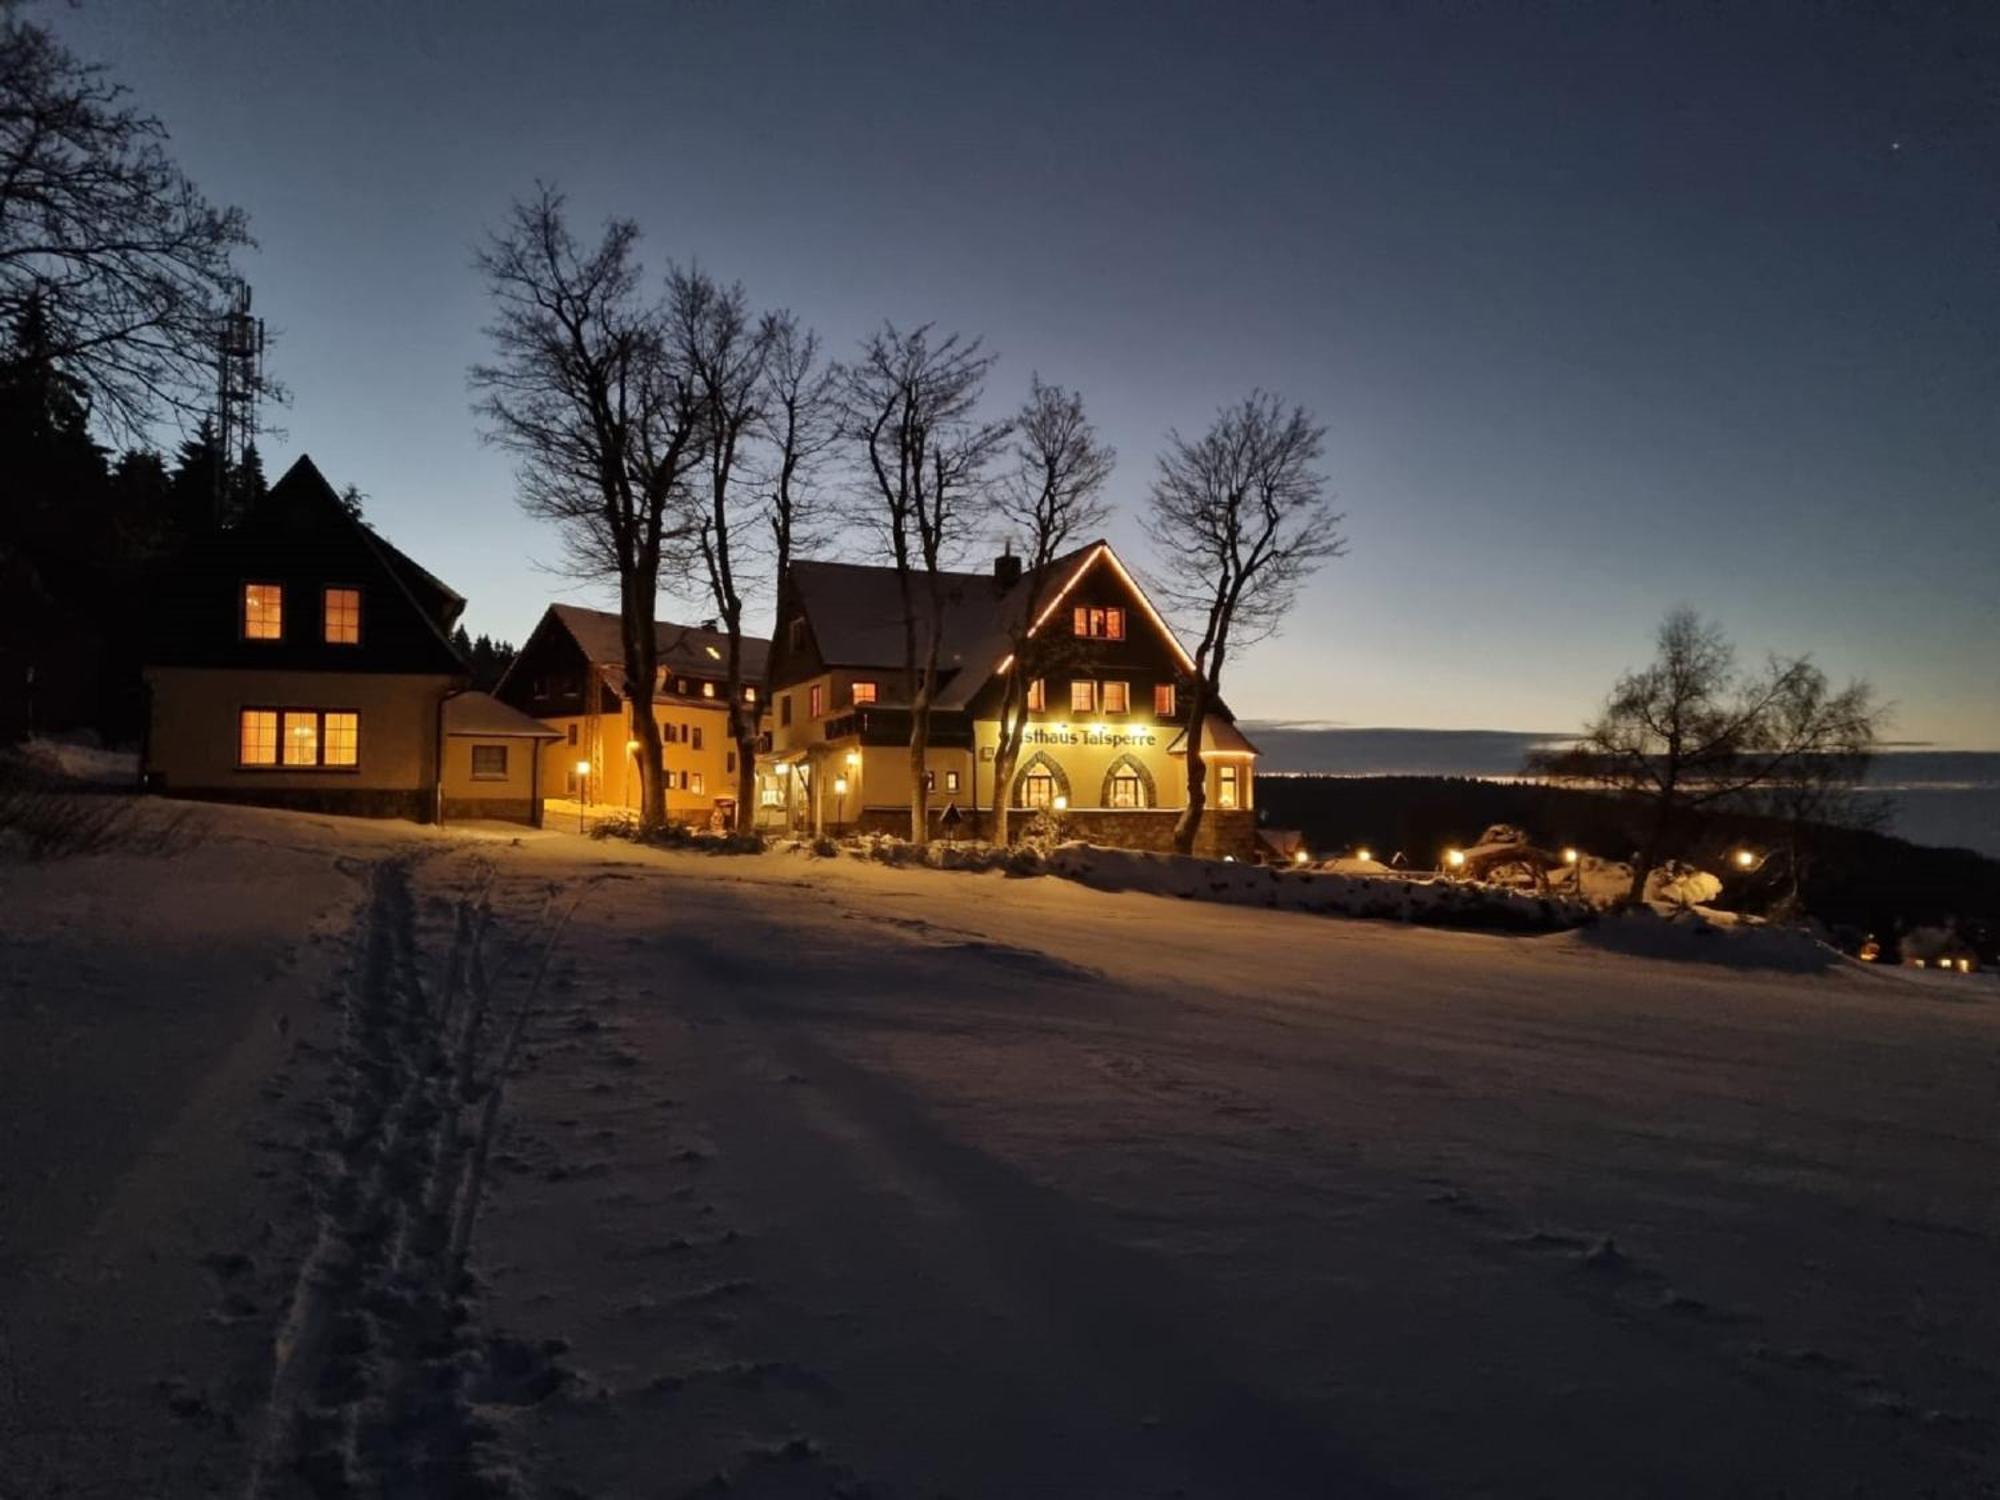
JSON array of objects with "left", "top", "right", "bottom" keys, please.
[
  {"left": 495, "top": 604, "right": 771, "bottom": 827},
  {"left": 143, "top": 455, "right": 550, "bottom": 825},
  {"left": 759, "top": 541, "right": 1259, "bottom": 857}
]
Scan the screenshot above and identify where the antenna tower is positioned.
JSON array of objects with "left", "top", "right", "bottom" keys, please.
[{"left": 213, "top": 280, "right": 265, "bottom": 524}]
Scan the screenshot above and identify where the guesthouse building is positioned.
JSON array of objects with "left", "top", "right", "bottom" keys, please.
[
  {"left": 759, "top": 542, "right": 1258, "bottom": 857},
  {"left": 495, "top": 604, "right": 770, "bottom": 827}
]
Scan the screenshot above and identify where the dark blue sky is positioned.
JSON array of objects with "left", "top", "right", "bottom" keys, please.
[{"left": 53, "top": 1, "right": 2000, "bottom": 745}]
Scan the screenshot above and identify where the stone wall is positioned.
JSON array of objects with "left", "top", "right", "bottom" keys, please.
[
  {"left": 153, "top": 783, "right": 433, "bottom": 822},
  {"left": 839, "top": 803, "right": 1257, "bottom": 859}
]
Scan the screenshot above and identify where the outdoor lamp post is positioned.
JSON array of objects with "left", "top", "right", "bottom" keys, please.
[
  {"left": 574, "top": 759, "right": 592, "bottom": 834},
  {"left": 1445, "top": 847, "right": 1466, "bottom": 877},
  {"left": 833, "top": 774, "right": 849, "bottom": 833},
  {"left": 1563, "top": 846, "right": 1581, "bottom": 892}
]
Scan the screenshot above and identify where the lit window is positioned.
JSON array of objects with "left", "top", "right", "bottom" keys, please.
[
  {"left": 702, "top": 680, "right": 716, "bottom": 698},
  {"left": 1102, "top": 681, "right": 1129, "bottom": 714},
  {"left": 1110, "top": 768, "right": 1144, "bottom": 808},
  {"left": 1154, "top": 683, "right": 1176, "bottom": 717},
  {"left": 1072, "top": 606, "right": 1125, "bottom": 640},
  {"left": 282, "top": 710, "right": 319, "bottom": 766},
  {"left": 322, "top": 712, "right": 358, "bottom": 767},
  {"left": 945, "top": 770, "right": 960, "bottom": 794},
  {"left": 1019, "top": 771, "right": 1055, "bottom": 808},
  {"left": 1027, "top": 679, "right": 1045, "bottom": 712},
  {"left": 243, "top": 583, "right": 283, "bottom": 640},
  {"left": 1217, "top": 764, "right": 1240, "bottom": 810},
  {"left": 852, "top": 680, "right": 878, "bottom": 705},
  {"left": 471, "top": 743, "right": 508, "bottom": 780},
  {"left": 745, "top": 685, "right": 758, "bottom": 704},
  {"left": 239, "top": 709, "right": 278, "bottom": 766},
  {"left": 1070, "top": 679, "right": 1097, "bottom": 713},
  {"left": 323, "top": 587, "right": 360, "bottom": 644},
  {"left": 810, "top": 684, "right": 824, "bottom": 718},
  {"left": 691, "top": 771, "right": 705, "bottom": 795}
]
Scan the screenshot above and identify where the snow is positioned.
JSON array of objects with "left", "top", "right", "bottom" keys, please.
[
  {"left": 4, "top": 799, "right": 1998, "bottom": 1496},
  {"left": 13, "top": 732, "right": 140, "bottom": 785}
]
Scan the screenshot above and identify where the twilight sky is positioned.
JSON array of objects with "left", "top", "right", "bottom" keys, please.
[{"left": 52, "top": 1, "right": 2000, "bottom": 747}]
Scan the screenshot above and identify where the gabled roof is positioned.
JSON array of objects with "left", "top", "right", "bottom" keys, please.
[
  {"left": 543, "top": 603, "right": 771, "bottom": 684},
  {"left": 786, "top": 543, "right": 1096, "bottom": 697}
]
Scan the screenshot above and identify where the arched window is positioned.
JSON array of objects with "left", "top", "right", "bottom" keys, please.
[
  {"left": 1098, "top": 753, "right": 1156, "bottom": 809},
  {"left": 1020, "top": 771, "right": 1055, "bottom": 809}
]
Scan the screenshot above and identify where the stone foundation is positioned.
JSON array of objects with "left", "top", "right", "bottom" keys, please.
[
  {"left": 833, "top": 803, "right": 1257, "bottom": 859},
  {"left": 151, "top": 782, "right": 434, "bottom": 822},
  {"left": 440, "top": 795, "right": 542, "bottom": 827}
]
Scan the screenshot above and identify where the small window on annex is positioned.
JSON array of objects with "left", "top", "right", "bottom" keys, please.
[
  {"left": 944, "top": 770, "right": 961, "bottom": 794},
  {"left": 470, "top": 744, "right": 508, "bottom": 780},
  {"left": 702, "top": 680, "right": 716, "bottom": 699},
  {"left": 1216, "top": 763, "right": 1240, "bottom": 810},
  {"left": 1154, "top": 682, "right": 1176, "bottom": 717},
  {"left": 851, "top": 680, "right": 878, "bottom": 705},
  {"left": 1102, "top": 681, "right": 1130, "bottom": 714},
  {"left": 243, "top": 583, "right": 283, "bottom": 640},
  {"left": 1019, "top": 770, "right": 1055, "bottom": 809},
  {"left": 1109, "top": 767, "right": 1144, "bottom": 808},
  {"left": 1070, "top": 679, "right": 1097, "bottom": 713},
  {"left": 323, "top": 587, "right": 361, "bottom": 644}
]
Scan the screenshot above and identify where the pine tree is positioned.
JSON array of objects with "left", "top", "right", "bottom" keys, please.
[
  {"left": 167, "top": 419, "right": 224, "bottom": 536},
  {"left": 226, "top": 440, "right": 268, "bottom": 525}
]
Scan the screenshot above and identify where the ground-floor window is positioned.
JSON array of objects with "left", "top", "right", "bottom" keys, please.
[
  {"left": 691, "top": 771, "right": 705, "bottom": 795},
  {"left": 945, "top": 770, "right": 960, "bottom": 794},
  {"left": 1109, "top": 767, "right": 1144, "bottom": 808},
  {"left": 471, "top": 743, "right": 508, "bottom": 780},
  {"left": 1019, "top": 770, "right": 1054, "bottom": 809},
  {"left": 1217, "top": 763, "right": 1240, "bottom": 809},
  {"left": 240, "top": 708, "right": 357, "bottom": 768}
]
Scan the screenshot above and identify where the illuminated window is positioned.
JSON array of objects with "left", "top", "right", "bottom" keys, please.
[
  {"left": 1102, "top": 681, "right": 1130, "bottom": 714},
  {"left": 810, "top": 684, "right": 824, "bottom": 718},
  {"left": 1072, "top": 606, "right": 1125, "bottom": 640},
  {"left": 322, "top": 712, "right": 358, "bottom": 767},
  {"left": 243, "top": 583, "right": 282, "bottom": 640},
  {"left": 744, "top": 685, "right": 758, "bottom": 704},
  {"left": 323, "top": 587, "right": 360, "bottom": 644},
  {"left": 239, "top": 709, "right": 278, "bottom": 765},
  {"left": 1217, "top": 764, "right": 1240, "bottom": 810},
  {"left": 945, "top": 770, "right": 960, "bottom": 794},
  {"left": 1027, "top": 679, "right": 1045, "bottom": 712},
  {"left": 702, "top": 680, "right": 716, "bottom": 698},
  {"left": 470, "top": 744, "right": 508, "bottom": 780},
  {"left": 1109, "top": 767, "right": 1144, "bottom": 808},
  {"left": 282, "top": 710, "right": 319, "bottom": 765},
  {"left": 852, "top": 680, "right": 878, "bottom": 705},
  {"left": 1019, "top": 770, "right": 1055, "bottom": 809},
  {"left": 1154, "top": 682, "right": 1176, "bottom": 717},
  {"left": 1070, "top": 679, "right": 1097, "bottom": 713},
  {"left": 691, "top": 771, "right": 705, "bottom": 795}
]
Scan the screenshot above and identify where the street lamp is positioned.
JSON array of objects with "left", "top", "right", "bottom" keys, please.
[
  {"left": 574, "top": 758, "right": 592, "bottom": 833},
  {"left": 1445, "top": 847, "right": 1466, "bottom": 877},
  {"left": 833, "top": 774, "right": 849, "bottom": 833}
]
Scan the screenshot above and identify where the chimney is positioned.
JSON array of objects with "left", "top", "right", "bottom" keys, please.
[{"left": 993, "top": 544, "right": 1022, "bottom": 587}]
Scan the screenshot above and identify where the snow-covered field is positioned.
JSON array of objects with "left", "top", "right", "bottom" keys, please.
[{"left": 3, "top": 799, "right": 1997, "bottom": 1497}]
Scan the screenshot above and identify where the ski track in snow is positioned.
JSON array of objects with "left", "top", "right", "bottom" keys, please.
[{"left": 3, "top": 801, "right": 1999, "bottom": 1498}]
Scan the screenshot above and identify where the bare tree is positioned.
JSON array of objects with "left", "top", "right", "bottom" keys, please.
[
  {"left": 843, "top": 324, "right": 1010, "bottom": 843},
  {"left": 0, "top": 5, "right": 254, "bottom": 435},
  {"left": 669, "top": 266, "right": 771, "bottom": 833},
  {"left": 760, "top": 311, "right": 839, "bottom": 586},
  {"left": 989, "top": 377, "right": 1114, "bottom": 846},
  {"left": 1145, "top": 392, "right": 1344, "bottom": 855},
  {"left": 471, "top": 187, "right": 702, "bottom": 830},
  {"left": 1530, "top": 609, "right": 1882, "bottom": 904}
]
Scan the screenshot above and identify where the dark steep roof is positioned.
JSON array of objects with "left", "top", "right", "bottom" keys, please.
[
  {"left": 786, "top": 544, "right": 1095, "bottom": 705},
  {"left": 545, "top": 603, "right": 771, "bottom": 684}
]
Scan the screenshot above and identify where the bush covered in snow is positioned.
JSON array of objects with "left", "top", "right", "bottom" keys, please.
[
  {"left": 1575, "top": 906, "right": 1844, "bottom": 973},
  {"left": 591, "top": 812, "right": 764, "bottom": 855},
  {"left": 1045, "top": 842, "right": 1594, "bottom": 933}
]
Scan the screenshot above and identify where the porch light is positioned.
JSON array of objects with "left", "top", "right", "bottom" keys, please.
[
  {"left": 845, "top": 750, "right": 861, "bottom": 768},
  {"left": 774, "top": 762, "right": 790, "bottom": 776},
  {"left": 833, "top": 776, "right": 848, "bottom": 795},
  {"left": 1053, "top": 794, "right": 1068, "bottom": 811}
]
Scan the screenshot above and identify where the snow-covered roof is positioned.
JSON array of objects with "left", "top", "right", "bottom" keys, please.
[
  {"left": 546, "top": 604, "right": 771, "bottom": 683},
  {"left": 443, "top": 690, "right": 563, "bottom": 739}
]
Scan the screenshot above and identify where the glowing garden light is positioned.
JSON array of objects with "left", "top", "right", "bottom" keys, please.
[
  {"left": 1445, "top": 848, "right": 1466, "bottom": 871},
  {"left": 1356, "top": 846, "right": 1372, "bottom": 862}
]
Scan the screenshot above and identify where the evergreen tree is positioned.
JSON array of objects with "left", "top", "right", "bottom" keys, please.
[
  {"left": 227, "top": 439, "right": 268, "bottom": 524},
  {"left": 167, "top": 419, "right": 225, "bottom": 536}
]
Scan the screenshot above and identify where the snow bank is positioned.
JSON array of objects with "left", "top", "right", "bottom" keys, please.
[
  {"left": 1045, "top": 843, "right": 1593, "bottom": 933},
  {"left": 1572, "top": 906, "right": 1845, "bottom": 973},
  {"left": 14, "top": 734, "right": 139, "bottom": 786}
]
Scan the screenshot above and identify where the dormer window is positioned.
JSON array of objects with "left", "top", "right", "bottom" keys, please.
[
  {"left": 851, "top": 681, "right": 877, "bottom": 705},
  {"left": 323, "top": 587, "right": 360, "bottom": 644},
  {"left": 243, "top": 583, "right": 283, "bottom": 640}
]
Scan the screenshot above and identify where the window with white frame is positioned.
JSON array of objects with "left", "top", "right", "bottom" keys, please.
[
  {"left": 243, "top": 583, "right": 283, "bottom": 640},
  {"left": 323, "top": 587, "right": 361, "bottom": 644},
  {"left": 1102, "top": 680, "right": 1129, "bottom": 714},
  {"left": 1070, "top": 679, "right": 1096, "bottom": 713},
  {"left": 470, "top": 744, "right": 508, "bottom": 780}
]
